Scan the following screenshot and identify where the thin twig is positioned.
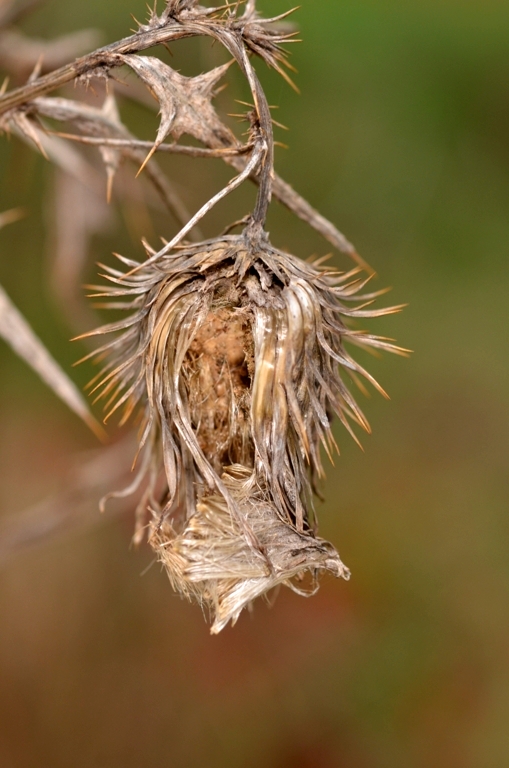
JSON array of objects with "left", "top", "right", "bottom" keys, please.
[
  {"left": 126, "top": 140, "right": 265, "bottom": 273},
  {"left": 46, "top": 131, "right": 253, "bottom": 157}
]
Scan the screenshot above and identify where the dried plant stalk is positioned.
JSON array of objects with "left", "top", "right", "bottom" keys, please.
[{"left": 0, "top": 0, "right": 408, "bottom": 631}]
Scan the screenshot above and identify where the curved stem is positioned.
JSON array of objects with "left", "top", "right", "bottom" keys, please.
[
  {"left": 238, "top": 46, "right": 274, "bottom": 230},
  {"left": 126, "top": 141, "right": 265, "bottom": 275},
  {"left": 192, "top": 23, "right": 275, "bottom": 233}
]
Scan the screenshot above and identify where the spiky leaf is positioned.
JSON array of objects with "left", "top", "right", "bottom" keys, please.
[
  {"left": 121, "top": 55, "right": 237, "bottom": 168},
  {"left": 0, "top": 281, "right": 103, "bottom": 438}
]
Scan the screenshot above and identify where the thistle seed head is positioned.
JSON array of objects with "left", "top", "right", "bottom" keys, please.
[
  {"left": 0, "top": 0, "right": 407, "bottom": 632},
  {"left": 86, "top": 231, "right": 404, "bottom": 631}
]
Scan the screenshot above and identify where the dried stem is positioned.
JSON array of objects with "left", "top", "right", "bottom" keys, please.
[
  {"left": 47, "top": 132, "right": 253, "bottom": 157},
  {"left": 133, "top": 141, "right": 265, "bottom": 270}
]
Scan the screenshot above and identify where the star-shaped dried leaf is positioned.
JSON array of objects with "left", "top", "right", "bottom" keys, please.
[{"left": 121, "top": 55, "right": 237, "bottom": 172}]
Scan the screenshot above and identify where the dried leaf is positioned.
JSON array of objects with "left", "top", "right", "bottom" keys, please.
[
  {"left": 0, "top": 282, "right": 104, "bottom": 438},
  {"left": 6, "top": 103, "right": 111, "bottom": 217},
  {"left": 4, "top": 105, "right": 117, "bottom": 318},
  {"left": 121, "top": 55, "right": 237, "bottom": 169}
]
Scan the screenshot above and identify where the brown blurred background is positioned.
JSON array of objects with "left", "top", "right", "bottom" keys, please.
[{"left": 1, "top": 1, "right": 508, "bottom": 766}]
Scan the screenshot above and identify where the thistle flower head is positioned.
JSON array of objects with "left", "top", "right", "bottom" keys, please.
[{"left": 85, "top": 231, "right": 404, "bottom": 631}]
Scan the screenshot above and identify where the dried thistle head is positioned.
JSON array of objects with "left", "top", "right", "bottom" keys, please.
[
  {"left": 85, "top": 232, "right": 405, "bottom": 632},
  {"left": 0, "top": 0, "right": 408, "bottom": 632}
]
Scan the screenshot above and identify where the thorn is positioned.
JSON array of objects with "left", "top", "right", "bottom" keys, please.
[
  {"left": 262, "top": 6, "right": 301, "bottom": 24},
  {"left": 310, "top": 253, "right": 333, "bottom": 266},
  {"left": 136, "top": 144, "right": 158, "bottom": 176},
  {"left": 283, "top": 60, "right": 299, "bottom": 74},
  {"left": 0, "top": 76, "right": 9, "bottom": 96},
  {"left": 106, "top": 170, "right": 114, "bottom": 204},
  {"left": 86, "top": 417, "right": 109, "bottom": 443},
  {"left": 213, "top": 82, "right": 228, "bottom": 95},
  {"left": 275, "top": 65, "right": 300, "bottom": 93},
  {"left": 17, "top": 115, "right": 49, "bottom": 160},
  {"left": 353, "top": 250, "right": 375, "bottom": 276},
  {"left": 28, "top": 55, "right": 44, "bottom": 84},
  {"left": 140, "top": 239, "right": 156, "bottom": 256}
]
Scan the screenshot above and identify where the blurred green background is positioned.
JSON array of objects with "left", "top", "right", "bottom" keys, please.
[{"left": 1, "top": 1, "right": 508, "bottom": 766}]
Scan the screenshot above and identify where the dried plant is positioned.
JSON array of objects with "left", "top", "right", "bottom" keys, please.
[{"left": 0, "top": 0, "right": 408, "bottom": 632}]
